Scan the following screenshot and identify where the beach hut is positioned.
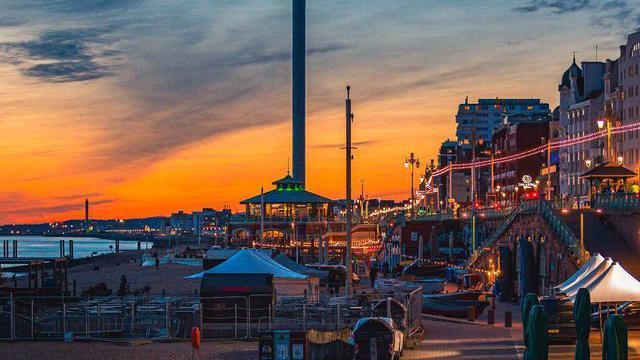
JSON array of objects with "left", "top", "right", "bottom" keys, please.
[
  {"left": 186, "top": 249, "right": 318, "bottom": 298},
  {"left": 555, "top": 253, "right": 604, "bottom": 293}
]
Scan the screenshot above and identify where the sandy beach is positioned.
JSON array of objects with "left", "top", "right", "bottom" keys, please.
[{"left": 14, "top": 249, "right": 202, "bottom": 296}]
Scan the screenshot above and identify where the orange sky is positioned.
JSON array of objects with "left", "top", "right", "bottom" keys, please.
[{"left": 0, "top": 0, "right": 636, "bottom": 223}]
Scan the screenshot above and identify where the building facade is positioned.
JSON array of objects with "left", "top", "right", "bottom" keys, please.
[
  {"left": 455, "top": 98, "right": 550, "bottom": 144},
  {"left": 558, "top": 58, "right": 607, "bottom": 198},
  {"left": 619, "top": 30, "right": 640, "bottom": 179}
]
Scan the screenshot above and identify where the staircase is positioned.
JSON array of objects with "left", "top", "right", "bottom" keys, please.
[{"left": 467, "top": 200, "right": 580, "bottom": 268}]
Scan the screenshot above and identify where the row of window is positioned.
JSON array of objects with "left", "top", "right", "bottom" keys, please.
[
  {"left": 462, "top": 105, "right": 541, "bottom": 111},
  {"left": 627, "top": 105, "right": 640, "bottom": 121},
  {"left": 621, "top": 63, "right": 639, "bottom": 82}
]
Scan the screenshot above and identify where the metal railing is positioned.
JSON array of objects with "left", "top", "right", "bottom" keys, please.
[
  {"left": 537, "top": 200, "right": 579, "bottom": 258},
  {"left": 466, "top": 199, "right": 581, "bottom": 267},
  {"left": 592, "top": 193, "right": 640, "bottom": 211},
  {"left": 467, "top": 202, "right": 524, "bottom": 266},
  {"left": 0, "top": 290, "right": 423, "bottom": 341}
]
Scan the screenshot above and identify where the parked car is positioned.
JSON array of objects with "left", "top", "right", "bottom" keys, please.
[
  {"left": 592, "top": 302, "right": 640, "bottom": 329},
  {"left": 349, "top": 317, "right": 403, "bottom": 360}
]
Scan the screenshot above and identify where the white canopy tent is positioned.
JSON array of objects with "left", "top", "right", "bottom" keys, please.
[
  {"left": 555, "top": 253, "right": 604, "bottom": 293},
  {"left": 562, "top": 258, "right": 613, "bottom": 298},
  {"left": 185, "top": 249, "right": 319, "bottom": 298},
  {"left": 578, "top": 262, "right": 640, "bottom": 303}
]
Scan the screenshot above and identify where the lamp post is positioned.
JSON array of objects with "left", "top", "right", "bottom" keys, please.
[
  {"left": 597, "top": 118, "right": 612, "bottom": 162},
  {"left": 405, "top": 153, "right": 420, "bottom": 219},
  {"left": 344, "top": 86, "right": 355, "bottom": 296}
]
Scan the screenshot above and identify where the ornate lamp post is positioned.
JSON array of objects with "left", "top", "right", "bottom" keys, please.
[{"left": 405, "top": 153, "right": 420, "bottom": 219}]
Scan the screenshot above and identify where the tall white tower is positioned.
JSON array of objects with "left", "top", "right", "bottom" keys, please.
[{"left": 292, "top": 0, "right": 305, "bottom": 185}]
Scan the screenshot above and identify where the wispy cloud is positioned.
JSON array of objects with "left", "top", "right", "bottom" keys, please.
[
  {"left": 313, "top": 139, "right": 382, "bottom": 149},
  {"left": 513, "top": 0, "right": 640, "bottom": 35},
  {"left": 1, "top": 28, "right": 117, "bottom": 82}
]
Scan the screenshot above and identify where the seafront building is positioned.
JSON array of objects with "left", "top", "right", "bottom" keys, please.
[
  {"left": 455, "top": 97, "right": 550, "bottom": 144},
  {"left": 619, "top": 30, "right": 640, "bottom": 178}
]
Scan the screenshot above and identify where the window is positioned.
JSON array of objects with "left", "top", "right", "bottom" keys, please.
[{"left": 633, "top": 42, "right": 640, "bottom": 57}]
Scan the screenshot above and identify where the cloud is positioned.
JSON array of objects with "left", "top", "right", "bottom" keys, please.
[
  {"left": 513, "top": 0, "right": 640, "bottom": 35},
  {"left": 1, "top": 28, "right": 116, "bottom": 82},
  {"left": 5, "top": 199, "right": 116, "bottom": 216},
  {"left": 513, "top": 0, "right": 595, "bottom": 14},
  {"left": 313, "top": 139, "right": 382, "bottom": 149},
  {"left": 54, "top": 193, "right": 103, "bottom": 201}
]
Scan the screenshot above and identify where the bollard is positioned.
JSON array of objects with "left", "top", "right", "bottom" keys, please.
[
  {"left": 86, "top": 303, "right": 89, "bottom": 340},
  {"left": 31, "top": 300, "right": 35, "bottom": 339},
  {"left": 504, "top": 310, "right": 512, "bottom": 328},
  {"left": 491, "top": 294, "right": 496, "bottom": 309},
  {"left": 165, "top": 301, "right": 170, "bottom": 339},
  {"left": 303, "top": 303, "right": 307, "bottom": 331},
  {"left": 10, "top": 293, "right": 15, "bottom": 340},
  {"left": 234, "top": 304, "right": 238, "bottom": 338},
  {"left": 467, "top": 306, "right": 476, "bottom": 322},
  {"left": 487, "top": 309, "right": 495, "bottom": 325}
]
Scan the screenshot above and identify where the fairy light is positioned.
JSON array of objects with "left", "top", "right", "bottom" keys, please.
[{"left": 427, "top": 120, "right": 640, "bottom": 183}]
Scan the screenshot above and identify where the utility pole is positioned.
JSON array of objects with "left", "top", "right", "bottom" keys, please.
[
  {"left": 260, "top": 186, "right": 265, "bottom": 243},
  {"left": 546, "top": 132, "right": 552, "bottom": 201},
  {"left": 344, "top": 86, "right": 354, "bottom": 296},
  {"left": 470, "top": 126, "right": 477, "bottom": 254}
]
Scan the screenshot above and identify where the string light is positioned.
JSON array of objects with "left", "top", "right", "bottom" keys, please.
[{"left": 428, "top": 120, "right": 640, "bottom": 181}]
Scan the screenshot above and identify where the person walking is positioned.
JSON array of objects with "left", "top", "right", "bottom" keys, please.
[{"left": 369, "top": 264, "right": 379, "bottom": 289}]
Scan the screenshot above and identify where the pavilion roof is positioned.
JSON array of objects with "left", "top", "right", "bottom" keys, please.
[
  {"left": 580, "top": 162, "right": 637, "bottom": 179},
  {"left": 240, "top": 188, "right": 332, "bottom": 204}
]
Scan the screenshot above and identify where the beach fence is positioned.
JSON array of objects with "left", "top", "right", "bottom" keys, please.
[{"left": 0, "top": 290, "right": 423, "bottom": 342}]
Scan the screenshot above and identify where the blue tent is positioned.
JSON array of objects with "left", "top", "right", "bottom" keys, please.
[{"left": 185, "top": 249, "right": 308, "bottom": 279}]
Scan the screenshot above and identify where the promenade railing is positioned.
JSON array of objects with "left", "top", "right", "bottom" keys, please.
[
  {"left": 0, "top": 289, "right": 423, "bottom": 341},
  {"left": 592, "top": 193, "right": 640, "bottom": 211}
]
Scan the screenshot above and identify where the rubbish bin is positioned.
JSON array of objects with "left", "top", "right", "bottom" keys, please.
[
  {"left": 290, "top": 331, "right": 307, "bottom": 360},
  {"left": 259, "top": 335, "right": 274, "bottom": 360},
  {"left": 274, "top": 330, "right": 291, "bottom": 360},
  {"left": 352, "top": 318, "right": 397, "bottom": 360}
]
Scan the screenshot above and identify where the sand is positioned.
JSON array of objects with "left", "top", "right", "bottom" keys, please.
[{"left": 14, "top": 250, "right": 202, "bottom": 296}]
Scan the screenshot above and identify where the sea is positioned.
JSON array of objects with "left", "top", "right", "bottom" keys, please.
[{"left": 1, "top": 236, "right": 151, "bottom": 274}]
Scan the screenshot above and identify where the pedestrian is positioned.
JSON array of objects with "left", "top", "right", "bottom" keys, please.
[
  {"left": 369, "top": 265, "right": 378, "bottom": 289},
  {"left": 155, "top": 256, "right": 160, "bottom": 270}
]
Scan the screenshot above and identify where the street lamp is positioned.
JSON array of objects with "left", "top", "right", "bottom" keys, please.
[
  {"left": 597, "top": 118, "right": 612, "bottom": 162},
  {"left": 405, "top": 153, "right": 420, "bottom": 219}
]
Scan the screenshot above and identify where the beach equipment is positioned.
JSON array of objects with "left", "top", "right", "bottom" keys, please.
[
  {"left": 522, "top": 293, "right": 540, "bottom": 346},
  {"left": 602, "top": 314, "right": 628, "bottom": 360},
  {"left": 525, "top": 305, "right": 548, "bottom": 360},
  {"left": 573, "top": 288, "right": 591, "bottom": 360}
]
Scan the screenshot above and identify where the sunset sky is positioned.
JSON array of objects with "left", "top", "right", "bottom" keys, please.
[{"left": 1, "top": 0, "right": 638, "bottom": 224}]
